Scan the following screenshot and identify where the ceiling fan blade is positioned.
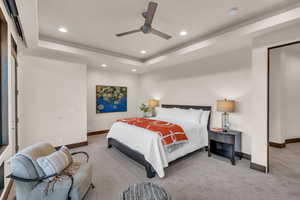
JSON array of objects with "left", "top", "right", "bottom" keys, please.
[
  {"left": 151, "top": 28, "right": 172, "bottom": 40},
  {"left": 145, "top": 2, "right": 158, "bottom": 25},
  {"left": 116, "top": 29, "right": 141, "bottom": 37}
]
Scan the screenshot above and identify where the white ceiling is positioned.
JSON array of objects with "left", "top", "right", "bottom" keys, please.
[
  {"left": 16, "top": 0, "right": 300, "bottom": 73},
  {"left": 38, "top": 0, "right": 300, "bottom": 60}
]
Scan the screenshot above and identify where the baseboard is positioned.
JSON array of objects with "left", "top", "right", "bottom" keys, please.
[
  {"left": 235, "top": 152, "right": 251, "bottom": 160},
  {"left": 56, "top": 141, "right": 88, "bottom": 150},
  {"left": 269, "top": 142, "right": 286, "bottom": 148},
  {"left": 250, "top": 162, "right": 266, "bottom": 173},
  {"left": 285, "top": 138, "right": 300, "bottom": 144},
  {"left": 87, "top": 129, "right": 109, "bottom": 136},
  {"left": 2, "top": 179, "right": 13, "bottom": 200},
  {"left": 269, "top": 138, "right": 300, "bottom": 148}
]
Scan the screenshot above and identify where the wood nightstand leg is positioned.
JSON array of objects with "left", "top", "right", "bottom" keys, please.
[
  {"left": 231, "top": 157, "right": 235, "bottom": 165},
  {"left": 231, "top": 145, "right": 235, "bottom": 165},
  {"left": 208, "top": 142, "right": 211, "bottom": 157}
]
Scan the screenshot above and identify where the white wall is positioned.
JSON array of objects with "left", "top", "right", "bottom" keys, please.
[
  {"left": 284, "top": 49, "right": 300, "bottom": 139},
  {"left": 87, "top": 67, "right": 139, "bottom": 132},
  {"left": 270, "top": 47, "right": 300, "bottom": 143},
  {"left": 18, "top": 55, "right": 87, "bottom": 148},
  {"left": 251, "top": 23, "right": 300, "bottom": 169},
  {"left": 269, "top": 48, "right": 286, "bottom": 144},
  {"left": 139, "top": 47, "right": 253, "bottom": 154}
]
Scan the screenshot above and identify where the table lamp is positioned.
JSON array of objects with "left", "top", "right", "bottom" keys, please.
[
  {"left": 217, "top": 99, "right": 235, "bottom": 131},
  {"left": 148, "top": 99, "right": 160, "bottom": 108},
  {"left": 148, "top": 99, "right": 160, "bottom": 117}
]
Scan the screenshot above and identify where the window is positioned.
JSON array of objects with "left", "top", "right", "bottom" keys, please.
[
  {"left": 0, "top": 5, "right": 10, "bottom": 198},
  {"left": 0, "top": 8, "right": 8, "bottom": 147}
]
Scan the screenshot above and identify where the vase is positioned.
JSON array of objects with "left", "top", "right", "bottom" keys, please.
[{"left": 143, "top": 112, "right": 152, "bottom": 118}]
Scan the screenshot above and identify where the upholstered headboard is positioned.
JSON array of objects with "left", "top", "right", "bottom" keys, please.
[{"left": 161, "top": 104, "right": 212, "bottom": 129}]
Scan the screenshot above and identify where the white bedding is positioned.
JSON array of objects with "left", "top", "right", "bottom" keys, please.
[{"left": 107, "top": 115, "right": 209, "bottom": 178}]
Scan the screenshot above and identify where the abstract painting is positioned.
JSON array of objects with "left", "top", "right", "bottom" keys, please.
[{"left": 96, "top": 85, "right": 127, "bottom": 113}]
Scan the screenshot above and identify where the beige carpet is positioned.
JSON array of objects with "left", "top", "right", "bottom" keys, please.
[
  {"left": 269, "top": 143, "right": 300, "bottom": 181},
  {"left": 78, "top": 135, "right": 300, "bottom": 200}
]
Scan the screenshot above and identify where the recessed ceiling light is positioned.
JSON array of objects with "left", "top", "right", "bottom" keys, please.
[
  {"left": 101, "top": 64, "right": 107, "bottom": 67},
  {"left": 131, "top": 69, "right": 137, "bottom": 72},
  {"left": 140, "top": 50, "right": 147, "bottom": 54},
  {"left": 179, "top": 30, "right": 188, "bottom": 36},
  {"left": 228, "top": 7, "right": 239, "bottom": 16},
  {"left": 58, "top": 27, "right": 68, "bottom": 33}
]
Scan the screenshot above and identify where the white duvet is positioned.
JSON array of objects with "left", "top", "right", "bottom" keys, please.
[{"left": 107, "top": 116, "right": 209, "bottom": 178}]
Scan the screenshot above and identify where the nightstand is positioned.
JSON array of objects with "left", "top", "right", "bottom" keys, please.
[{"left": 208, "top": 129, "right": 242, "bottom": 165}]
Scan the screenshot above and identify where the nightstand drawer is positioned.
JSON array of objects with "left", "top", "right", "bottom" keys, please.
[{"left": 209, "top": 132, "right": 235, "bottom": 144}]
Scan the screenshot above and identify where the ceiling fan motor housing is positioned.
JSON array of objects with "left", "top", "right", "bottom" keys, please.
[
  {"left": 142, "top": 12, "right": 148, "bottom": 19},
  {"left": 141, "top": 24, "right": 151, "bottom": 33}
]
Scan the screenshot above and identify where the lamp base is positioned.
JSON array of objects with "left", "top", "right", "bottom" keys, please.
[{"left": 221, "top": 112, "right": 231, "bottom": 131}]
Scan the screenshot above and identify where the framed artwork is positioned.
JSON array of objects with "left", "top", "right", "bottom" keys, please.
[{"left": 96, "top": 85, "right": 127, "bottom": 113}]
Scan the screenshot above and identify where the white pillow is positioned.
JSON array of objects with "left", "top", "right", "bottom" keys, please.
[
  {"left": 200, "top": 110, "right": 211, "bottom": 127},
  {"left": 172, "top": 108, "right": 202, "bottom": 124},
  {"left": 155, "top": 107, "right": 176, "bottom": 119},
  {"left": 37, "top": 146, "right": 72, "bottom": 176},
  {"left": 189, "top": 108, "right": 204, "bottom": 123},
  {"left": 156, "top": 107, "right": 204, "bottom": 124}
]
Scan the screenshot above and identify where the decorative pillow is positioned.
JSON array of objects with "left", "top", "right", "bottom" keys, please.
[{"left": 37, "top": 146, "right": 72, "bottom": 176}]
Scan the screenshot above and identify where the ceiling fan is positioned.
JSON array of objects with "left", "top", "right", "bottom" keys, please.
[{"left": 116, "top": 2, "right": 172, "bottom": 40}]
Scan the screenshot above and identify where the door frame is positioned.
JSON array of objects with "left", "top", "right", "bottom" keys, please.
[
  {"left": 11, "top": 35, "right": 18, "bottom": 152},
  {"left": 267, "top": 40, "right": 300, "bottom": 172}
]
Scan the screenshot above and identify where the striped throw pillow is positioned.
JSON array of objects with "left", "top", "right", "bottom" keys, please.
[{"left": 37, "top": 146, "right": 72, "bottom": 176}]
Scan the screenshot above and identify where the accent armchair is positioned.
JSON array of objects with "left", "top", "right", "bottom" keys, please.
[{"left": 8, "top": 143, "right": 94, "bottom": 200}]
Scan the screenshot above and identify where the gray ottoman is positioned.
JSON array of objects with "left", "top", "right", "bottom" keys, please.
[{"left": 121, "top": 182, "right": 171, "bottom": 200}]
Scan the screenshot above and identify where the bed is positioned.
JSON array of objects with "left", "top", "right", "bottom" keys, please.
[{"left": 107, "top": 104, "right": 211, "bottom": 178}]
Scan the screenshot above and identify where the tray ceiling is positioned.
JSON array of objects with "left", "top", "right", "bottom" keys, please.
[{"left": 38, "top": 0, "right": 300, "bottom": 60}]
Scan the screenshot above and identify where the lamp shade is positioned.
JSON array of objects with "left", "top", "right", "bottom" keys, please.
[
  {"left": 148, "top": 99, "right": 160, "bottom": 107},
  {"left": 217, "top": 99, "right": 235, "bottom": 113}
]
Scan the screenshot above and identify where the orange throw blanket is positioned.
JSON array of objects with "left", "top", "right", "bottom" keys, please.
[{"left": 117, "top": 118, "right": 188, "bottom": 152}]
